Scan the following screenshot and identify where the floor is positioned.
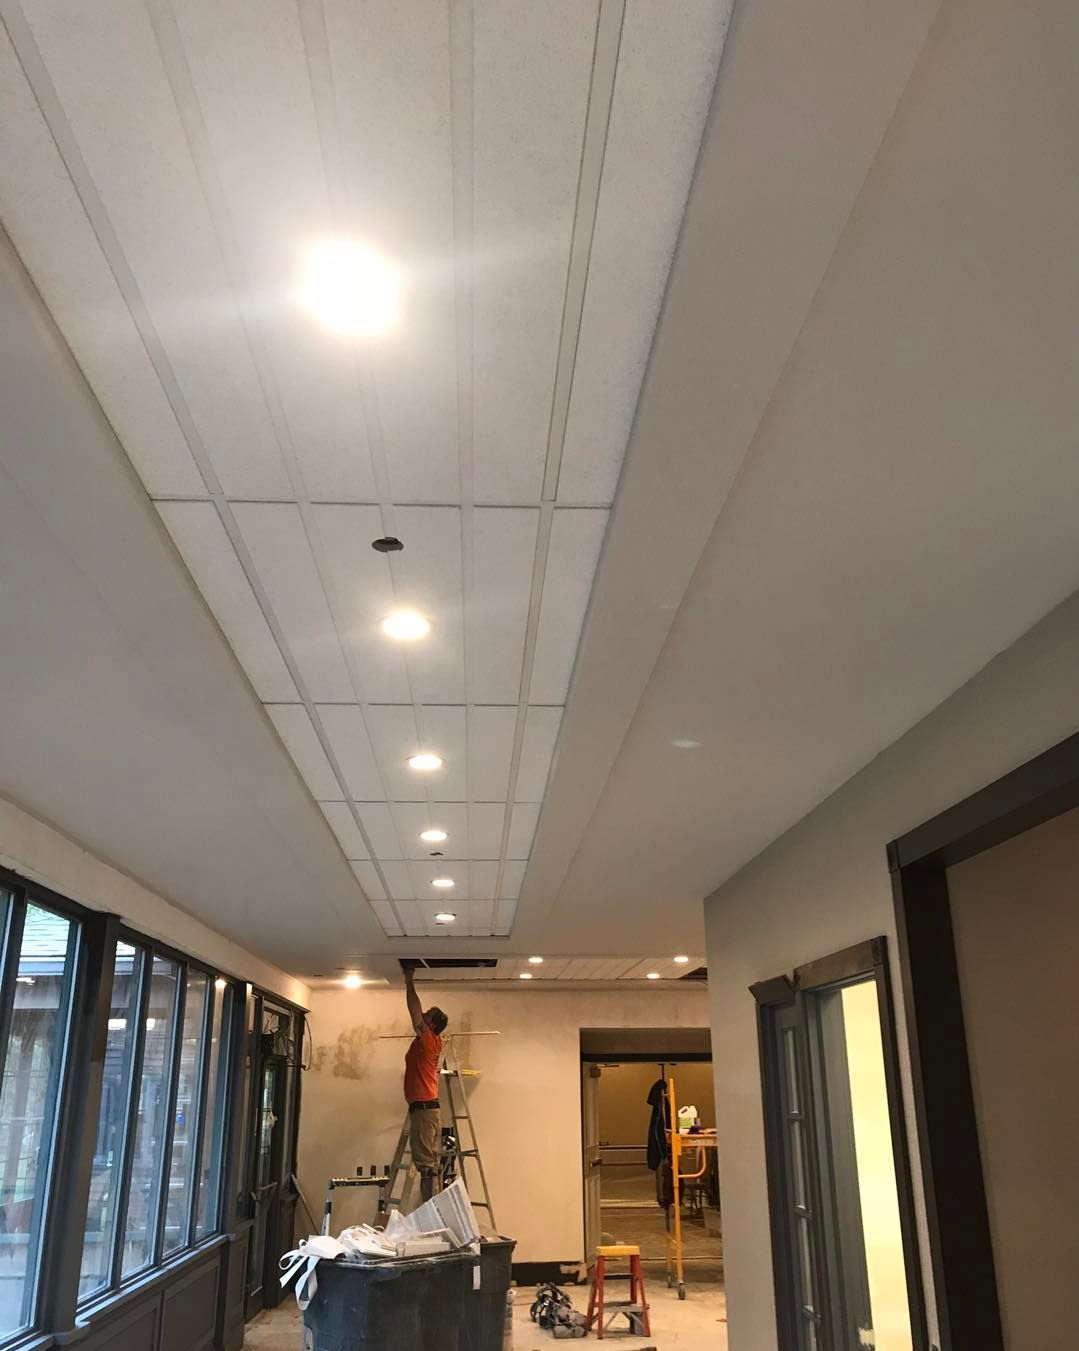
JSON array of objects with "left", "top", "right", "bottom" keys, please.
[{"left": 247, "top": 1273, "right": 728, "bottom": 1350}]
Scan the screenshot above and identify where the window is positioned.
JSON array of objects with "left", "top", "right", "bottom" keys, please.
[
  {"left": 195, "top": 982, "right": 230, "bottom": 1239},
  {"left": 754, "top": 940, "right": 923, "bottom": 1351},
  {"left": 0, "top": 894, "right": 79, "bottom": 1340}
]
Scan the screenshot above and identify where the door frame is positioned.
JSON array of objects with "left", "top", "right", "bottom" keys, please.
[{"left": 888, "top": 728, "right": 1079, "bottom": 1351}]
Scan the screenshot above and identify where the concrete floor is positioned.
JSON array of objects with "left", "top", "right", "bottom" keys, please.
[{"left": 245, "top": 1274, "right": 728, "bottom": 1350}]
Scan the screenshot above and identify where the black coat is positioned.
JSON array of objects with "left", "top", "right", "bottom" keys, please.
[{"left": 646, "top": 1078, "right": 670, "bottom": 1172}]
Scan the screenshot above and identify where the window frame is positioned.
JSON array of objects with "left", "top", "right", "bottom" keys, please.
[{"left": 752, "top": 938, "right": 928, "bottom": 1351}]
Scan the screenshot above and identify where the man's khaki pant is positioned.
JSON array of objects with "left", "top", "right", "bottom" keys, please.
[{"left": 409, "top": 1106, "right": 442, "bottom": 1200}]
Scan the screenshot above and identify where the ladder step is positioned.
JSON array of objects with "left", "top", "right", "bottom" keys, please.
[{"left": 603, "top": 1303, "right": 645, "bottom": 1313}]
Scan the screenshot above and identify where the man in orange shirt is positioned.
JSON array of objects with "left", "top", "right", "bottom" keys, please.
[{"left": 403, "top": 964, "right": 449, "bottom": 1202}]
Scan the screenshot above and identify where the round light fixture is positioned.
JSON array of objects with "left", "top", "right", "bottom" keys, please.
[
  {"left": 382, "top": 610, "right": 430, "bottom": 641},
  {"left": 434, "top": 912, "right": 456, "bottom": 924},
  {"left": 646, "top": 972, "right": 661, "bottom": 981},
  {"left": 431, "top": 877, "right": 455, "bottom": 889},
  {"left": 420, "top": 828, "right": 448, "bottom": 844},
  {"left": 528, "top": 956, "right": 544, "bottom": 965},
  {"left": 673, "top": 955, "right": 690, "bottom": 965},
  {"left": 408, "top": 753, "right": 443, "bottom": 772},
  {"left": 519, "top": 972, "right": 533, "bottom": 981},
  {"left": 299, "top": 239, "right": 400, "bottom": 337},
  {"left": 343, "top": 974, "right": 363, "bottom": 989}
]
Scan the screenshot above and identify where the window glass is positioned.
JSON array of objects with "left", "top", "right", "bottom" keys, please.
[
  {"left": 195, "top": 983, "right": 229, "bottom": 1238},
  {"left": 0, "top": 902, "right": 77, "bottom": 1339},
  {"left": 79, "top": 941, "right": 142, "bottom": 1301},
  {"left": 121, "top": 956, "right": 179, "bottom": 1276},
  {"left": 163, "top": 971, "right": 208, "bottom": 1254}
]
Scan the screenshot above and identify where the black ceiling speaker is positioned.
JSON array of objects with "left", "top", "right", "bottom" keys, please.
[{"left": 371, "top": 536, "right": 404, "bottom": 553}]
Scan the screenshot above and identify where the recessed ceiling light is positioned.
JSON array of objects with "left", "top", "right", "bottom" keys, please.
[
  {"left": 673, "top": 955, "right": 690, "bottom": 965},
  {"left": 408, "top": 753, "right": 443, "bottom": 772},
  {"left": 434, "top": 912, "right": 456, "bottom": 924},
  {"left": 646, "top": 972, "right": 661, "bottom": 981},
  {"left": 672, "top": 738, "right": 703, "bottom": 750},
  {"left": 432, "top": 877, "right": 455, "bottom": 889},
  {"left": 343, "top": 974, "right": 363, "bottom": 989},
  {"left": 420, "top": 828, "right": 448, "bottom": 844},
  {"left": 528, "top": 956, "right": 544, "bottom": 965},
  {"left": 382, "top": 610, "right": 430, "bottom": 641},
  {"left": 519, "top": 972, "right": 533, "bottom": 980},
  {"left": 299, "top": 239, "right": 400, "bottom": 337}
]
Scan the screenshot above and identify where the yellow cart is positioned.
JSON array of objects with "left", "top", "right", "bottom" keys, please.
[{"left": 664, "top": 1074, "right": 719, "bottom": 1300}]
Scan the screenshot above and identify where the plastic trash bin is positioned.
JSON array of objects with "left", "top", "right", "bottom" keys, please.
[
  {"left": 303, "top": 1251, "right": 475, "bottom": 1351},
  {"left": 462, "top": 1238, "right": 516, "bottom": 1351}
]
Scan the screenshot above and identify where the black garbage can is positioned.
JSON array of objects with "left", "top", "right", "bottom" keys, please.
[
  {"left": 461, "top": 1238, "right": 516, "bottom": 1351},
  {"left": 303, "top": 1252, "right": 475, "bottom": 1351}
]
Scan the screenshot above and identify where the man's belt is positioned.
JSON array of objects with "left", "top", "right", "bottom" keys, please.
[{"left": 408, "top": 1099, "right": 440, "bottom": 1113}]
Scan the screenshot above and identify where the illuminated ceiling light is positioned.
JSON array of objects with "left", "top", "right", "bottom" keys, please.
[
  {"left": 215, "top": 977, "right": 228, "bottom": 991},
  {"left": 672, "top": 738, "right": 702, "bottom": 750},
  {"left": 528, "top": 956, "right": 544, "bottom": 965},
  {"left": 519, "top": 972, "right": 533, "bottom": 980},
  {"left": 15, "top": 975, "right": 34, "bottom": 985},
  {"left": 382, "top": 610, "right": 430, "bottom": 641},
  {"left": 298, "top": 239, "right": 400, "bottom": 337},
  {"left": 431, "top": 878, "right": 455, "bottom": 889},
  {"left": 646, "top": 972, "right": 661, "bottom": 981},
  {"left": 420, "top": 828, "right": 448, "bottom": 844},
  {"left": 673, "top": 955, "right": 690, "bottom": 965},
  {"left": 343, "top": 974, "right": 363, "bottom": 989},
  {"left": 408, "top": 753, "right": 443, "bottom": 772},
  {"left": 434, "top": 912, "right": 456, "bottom": 924},
  {"left": 146, "top": 1018, "right": 157, "bottom": 1030},
  {"left": 107, "top": 1018, "right": 127, "bottom": 1032}
]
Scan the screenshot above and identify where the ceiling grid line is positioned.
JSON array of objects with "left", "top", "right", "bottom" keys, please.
[{"left": 488, "top": 1, "right": 626, "bottom": 926}]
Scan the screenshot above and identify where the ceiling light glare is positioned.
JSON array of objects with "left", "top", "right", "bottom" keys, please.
[
  {"left": 299, "top": 239, "right": 400, "bottom": 338},
  {"left": 382, "top": 610, "right": 430, "bottom": 641},
  {"left": 434, "top": 912, "right": 456, "bottom": 924},
  {"left": 408, "top": 753, "right": 443, "bottom": 772},
  {"left": 646, "top": 971, "right": 661, "bottom": 981},
  {"left": 673, "top": 955, "right": 690, "bottom": 965},
  {"left": 432, "top": 877, "right": 455, "bottom": 889},
  {"left": 672, "top": 737, "right": 703, "bottom": 750},
  {"left": 528, "top": 955, "right": 544, "bottom": 965},
  {"left": 519, "top": 972, "right": 533, "bottom": 980},
  {"left": 215, "top": 977, "right": 228, "bottom": 991},
  {"left": 343, "top": 974, "right": 363, "bottom": 989},
  {"left": 420, "top": 828, "right": 448, "bottom": 844}
]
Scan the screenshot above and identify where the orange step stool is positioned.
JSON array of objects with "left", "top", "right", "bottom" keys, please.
[{"left": 585, "top": 1244, "right": 651, "bottom": 1339}]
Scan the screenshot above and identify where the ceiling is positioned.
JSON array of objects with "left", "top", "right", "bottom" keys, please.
[{"left": 4, "top": 0, "right": 1079, "bottom": 980}]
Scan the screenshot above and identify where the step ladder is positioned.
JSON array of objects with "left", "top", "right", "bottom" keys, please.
[{"left": 382, "top": 1037, "right": 497, "bottom": 1226}]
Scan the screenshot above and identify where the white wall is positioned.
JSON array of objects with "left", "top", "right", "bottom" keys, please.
[
  {"left": 703, "top": 589, "right": 1079, "bottom": 1350},
  {"left": 297, "top": 983, "right": 709, "bottom": 1263},
  {"left": 0, "top": 794, "right": 309, "bottom": 1006}
]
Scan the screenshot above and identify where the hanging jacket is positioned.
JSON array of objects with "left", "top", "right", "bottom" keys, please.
[{"left": 646, "top": 1078, "right": 670, "bottom": 1172}]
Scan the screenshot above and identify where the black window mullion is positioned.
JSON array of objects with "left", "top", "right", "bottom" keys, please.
[
  {"left": 186, "top": 979, "right": 216, "bottom": 1248},
  {"left": 0, "top": 892, "right": 28, "bottom": 1092},
  {"left": 153, "top": 961, "right": 187, "bottom": 1265},
  {"left": 110, "top": 947, "right": 152, "bottom": 1289}
]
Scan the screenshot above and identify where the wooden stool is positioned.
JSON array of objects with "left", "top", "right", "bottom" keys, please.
[{"left": 586, "top": 1244, "right": 651, "bottom": 1339}]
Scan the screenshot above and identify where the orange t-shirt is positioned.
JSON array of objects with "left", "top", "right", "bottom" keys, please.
[{"left": 404, "top": 1024, "right": 442, "bottom": 1104}]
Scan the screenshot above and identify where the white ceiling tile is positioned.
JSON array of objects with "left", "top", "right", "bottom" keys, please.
[
  {"left": 500, "top": 860, "right": 527, "bottom": 899},
  {"left": 530, "top": 509, "right": 608, "bottom": 702},
  {"left": 317, "top": 704, "right": 384, "bottom": 800},
  {"left": 493, "top": 900, "right": 516, "bottom": 936},
  {"left": 310, "top": 504, "right": 410, "bottom": 703},
  {"left": 472, "top": 2, "right": 596, "bottom": 502},
  {"left": 468, "top": 803, "right": 505, "bottom": 859},
  {"left": 393, "top": 508, "right": 466, "bottom": 704},
  {"left": 266, "top": 704, "right": 340, "bottom": 799},
  {"left": 507, "top": 802, "right": 540, "bottom": 859},
  {"left": 324, "top": 0, "right": 459, "bottom": 503},
  {"left": 468, "top": 705, "right": 517, "bottom": 801},
  {"left": 382, "top": 861, "right": 415, "bottom": 903},
  {"left": 355, "top": 803, "right": 402, "bottom": 859},
  {"left": 470, "top": 861, "right": 499, "bottom": 901},
  {"left": 157, "top": 502, "right": 297, "bottom": 702},
  {"left": 233, "top": 503, "right": 353, "bottom": 701},
  {"left": 172, "top": 0, "right": 377, "bottom": 502},
  {"left": 414, "top": 706, "right": 469, "bottom": 802},
  {"left": 391, "top": 802, "right": 470, "bottom": 860},
  {"left": 397, "top": 900, "right": 428, "bottom": 937},
  {"left": 366, "top": 705, "right": 420, "bottom": 800},
  {"left": 371, "top": 900, "right": 403, "bottom": 936},
  {"left": 350, "top": 861, "right": 385, "bottom": 900},
  {"left": 410, "top": 859, "right": 468, "bottom": 901},
  {"left": 468, "top": 509, "right": 538, "bottom": 702},
  {"left": 469, "top": 899, "right": 495, "bottom": 934},
  {"left": 319, "top": 801, "right": 369, "bottom": 860},
  {"left": 559, "top": 1, "right": 726, "bottom": 504},
  {"left": 0, "top": 31, "right": 205, "bottom": 498},
  {"left": 515, "top": 706, "right": 563, "bottom": 800},
  {"left": 20, "top": 0, "right": 292, "bottom": 498}
]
